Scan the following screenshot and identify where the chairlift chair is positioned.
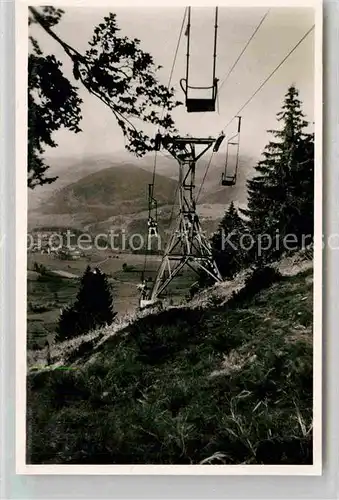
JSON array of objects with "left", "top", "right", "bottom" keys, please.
[
  {"left": 148, "top": 183, "right": 158, "bottom": 237},
  {"left": 154, "top": 133, "right": 162, "bottom": 151},
  {"left": 180, "top": 79, "right": 219, "bottom": 113},
  {"left": 221, "top": 116, "right": 242, "bottom": 187},
  {"left": 181, "top": 7, "right": 219, "bottom": 113},
  {"left": 221, "top": 172, "right": 236, "bottom": 186},
  {"left": 137, "top": 280, "right": 147, "bottom": 298}
]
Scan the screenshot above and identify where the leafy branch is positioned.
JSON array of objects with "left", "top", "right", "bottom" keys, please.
[{"left": 28, "top": 6, "right": 181, "bottom": 187}]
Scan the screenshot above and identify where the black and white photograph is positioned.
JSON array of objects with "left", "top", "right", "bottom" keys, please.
[{"left": 17, "top": 0, "right": 322, "bottom": 472}]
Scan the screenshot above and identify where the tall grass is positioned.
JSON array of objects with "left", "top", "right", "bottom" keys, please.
[{"left": 27, "top": 268, "right": 313, "bottom": 465}]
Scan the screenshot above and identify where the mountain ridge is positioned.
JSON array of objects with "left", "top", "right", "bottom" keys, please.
[{"left": 28, "top": 153, "right": 258, "bottom": 230}]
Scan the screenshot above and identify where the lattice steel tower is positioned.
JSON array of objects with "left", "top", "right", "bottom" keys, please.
[{"left": 143, "top": 134, "right": 223, "bottom": 306}]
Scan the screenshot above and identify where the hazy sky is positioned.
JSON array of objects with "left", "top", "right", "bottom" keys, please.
[{"left": 29, "top": 6, "right": 315, "bottom": 161}]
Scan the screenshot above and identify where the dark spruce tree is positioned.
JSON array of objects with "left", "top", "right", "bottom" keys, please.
[
  {"left": 56, "top": 266, "right": 116, "bottom": 342},
  {"left": 241, "top": 85, "right": 314, "bottom": 264},
  {"left": 211, "top": 201, "right": 248, "bottom": 279},
  {"left": 192, "top": 202, "right": 247, "bottom": 294},
  {"left": 28, "top": 6, "right": 180, "bottom": 188}
]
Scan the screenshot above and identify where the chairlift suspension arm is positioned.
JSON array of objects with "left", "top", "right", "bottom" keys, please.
[
  {"left": 237, "top": 115, "right": 242, "bottom": 133},
  {"left": 212, "top": 7, "right": 219, "bottom": 89},
  {"left": 145, "top": 135, "right": 222, "bottom": 304},
  {"left": 185, "top": 7, "right": 191, "bottom": 95},
  {"left": 234, "top": 116, "right": 242, "bottom": 178}
]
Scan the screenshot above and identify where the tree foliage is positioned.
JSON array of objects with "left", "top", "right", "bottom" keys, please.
[
  {"left": 28, "top": 6, "right": 180, "bottom": 188},
  {"left": 56, "top": 266, "right": 116, "bottom": 342},
  {"left": 211, "top": 202, "right": 248, "bottom": 279},
  {"left": 241, "top": 85, "right": 314, "bottom": 263},
  {"left": 28, "top": 44, "right": 82, "bottom": 188}
]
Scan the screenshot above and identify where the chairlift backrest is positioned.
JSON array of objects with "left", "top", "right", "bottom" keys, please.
[{"left": 221, "top": 173, "right": 236, "bottom": 186}]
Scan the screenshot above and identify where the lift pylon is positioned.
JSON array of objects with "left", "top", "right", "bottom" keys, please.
[{"left": 143, "top": 135, "right": 223, "bottom": 306}]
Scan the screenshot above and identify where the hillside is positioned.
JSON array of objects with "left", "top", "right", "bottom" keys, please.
[
  {"left": 32, "top": 165, "right": 177, "bottom": 226},
  {"left": 27, "top": 253, "right": 313, "bottom": 465},
  {"left": 28, "top": 152, "right": 257, "bottom": 231},
  {"left": 28, "top": 155, "right": 118, "bottom": 211}
]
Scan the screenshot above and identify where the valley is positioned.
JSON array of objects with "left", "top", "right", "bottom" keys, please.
[
  {"left": 27, "top": 250, "right": 197, "bottom": 349},
  {"left": 27, "top": 151, "right": 257, "bottom": 349}
]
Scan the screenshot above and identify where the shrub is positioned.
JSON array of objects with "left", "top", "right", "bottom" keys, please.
[{"left": 230, "top": 266, "right": 283, "bottom": 305}]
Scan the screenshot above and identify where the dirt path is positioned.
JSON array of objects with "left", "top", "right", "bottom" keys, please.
[{"left": 49, "top": 270, "right": 79, "bottom": 279}]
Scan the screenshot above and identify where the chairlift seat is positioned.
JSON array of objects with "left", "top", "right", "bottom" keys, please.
[
  {"left": 180, "top": 79, "right": 218, "bottom": 114},
  {"left": 221, "top": 174, "right": 236, "bottom": 187},
  {"left": 186, "top": 98, "right": 216, "bottom": 113}
]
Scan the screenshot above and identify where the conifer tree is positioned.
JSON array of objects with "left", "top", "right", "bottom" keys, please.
[
  {"left": 211, "top": 201, "right": 248, "bottom": 279},
  {"left": 56, "top": 266, "right": 116, "bottom": 342},
  {"left": 241, "top": 85, "right": 314, "bottom": 263}
]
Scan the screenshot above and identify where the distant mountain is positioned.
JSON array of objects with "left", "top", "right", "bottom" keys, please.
[
  {"left": 28, "top": 152, "right": 181, "bottom": 212},
  {"left": 28, "top": 155, "right": 117, "bottom": 210},
  {"left": 28, "top": 151, "right": 258, "bottom": 231},
  {"left": 30, "top": 164, "right": 177, "bottom": 228}
]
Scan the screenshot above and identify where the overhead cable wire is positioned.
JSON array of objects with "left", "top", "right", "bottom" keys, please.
[
  {"left": 145, "top": 8, "right": 187, "bottom": 276},
  {"left": 151, "top": 7, "right": 188, "bottom": 193},
  {"left": 221, "top": 25, "right": 315, "bottom": 132},
  {"left": 196, "top": 150, "right": 215, "bottom": 203},
  {"left": 218, "top": 9, "right": 270, "bottom": 92},
  {"left": 196, "top": 24, "right": 315, "bottom": 200}
]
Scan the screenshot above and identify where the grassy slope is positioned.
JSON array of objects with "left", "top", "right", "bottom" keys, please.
[{"left": 27, "top": 268, "right": 313, "bottom": 465}]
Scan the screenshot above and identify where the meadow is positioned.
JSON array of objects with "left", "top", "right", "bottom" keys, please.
[
  {"left": 27, "top": 251, "right": 196, "bottom": 348},
  {"left": 27, "top": 267, "right": 313, "bottom": 465}
]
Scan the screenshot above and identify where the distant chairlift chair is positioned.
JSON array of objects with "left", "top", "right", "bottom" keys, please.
[
  {"left": 221, "top": 116, "right": 242, "bottom": 187},
  {"left": 148, "top": 183, "right": 158, "bottom": 237}
]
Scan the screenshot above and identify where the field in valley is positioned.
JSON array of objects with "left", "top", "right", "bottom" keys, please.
[{"left": 27, "top": 251, "right": 197, "bottom": 348}]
